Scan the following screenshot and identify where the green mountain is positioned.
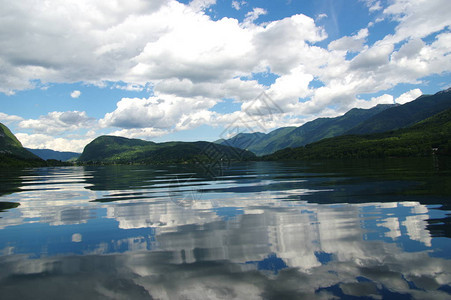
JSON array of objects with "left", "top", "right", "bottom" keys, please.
[
  {"left": 0, "top": 123, "right": 22, "bottom": 148},
  {"left": 26, "top": 148, "right": 80, "bottom": 161},
  {"left": 244, "top": 127, "right": 297, "bottom": 155},
  {"left": 347, "top": 88, "right": 451, "bottom": 135},
  {"left": 0, "top": 123, "right": 45, "bottom": 167},
  {"left": 78, "top": 135, "right": 256, "bottom": 164},
  {"left": 220, "top": 104, "right": 394, "bottom": 155},
  {"left": 265, "top": 108, "right": 451, "bottom": 160},
  {"left": 219, "top": 132, "right": 268, "bottom": 150}
]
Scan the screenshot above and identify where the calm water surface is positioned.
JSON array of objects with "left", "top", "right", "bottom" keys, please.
[{"left": 0, "top": 158, "right": 450, "bottom": 299}]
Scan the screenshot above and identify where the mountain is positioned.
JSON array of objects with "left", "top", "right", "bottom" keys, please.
[
  {"left": 0, "top": 123, "right": 45, "bottom": 167},
  {"left": 218, "top": 132, "right": 268, "bottom": 150},
  {"left": 347, "top": 88, "right": 451, "bottom": 135},
  {"left": 244, "top": 127, "right": 297, "bottom": 155},
  {"left": 78, "top": 135, "right": 256, "bottom": 164},
  {"left": 0, "top": 123, "right": 22, "bottom": 148},
  {"left": 264, "top": 108, "right": 451, "bottom": 160},
  {"left": 26, "top": 148, "right": 80, "bottom": 161},
  {"left": 220, "top": 104, "right": 394, "bottom": 155}
]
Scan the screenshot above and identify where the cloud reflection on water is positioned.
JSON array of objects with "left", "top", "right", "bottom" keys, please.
[{"left": 0, "top": 161, "right": 450, "bottom": 299}]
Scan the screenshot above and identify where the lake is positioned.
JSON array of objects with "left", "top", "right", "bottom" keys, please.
[{"left": 0, "top": 158, "right": 450, "bottom": 299}]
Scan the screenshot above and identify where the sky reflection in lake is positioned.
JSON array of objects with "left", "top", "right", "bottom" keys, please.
[{"left": 0, "top": 159, "right": 450, "bottom": 299}]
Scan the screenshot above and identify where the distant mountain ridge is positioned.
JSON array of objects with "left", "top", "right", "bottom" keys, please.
[
  {"left": 26, "top": 148, "right": 80, "bottom": 161},
  {"left": 78, "top": 135, "right": 256, "bottom": 164},
  {"left": 219, "top": 104, "right": 396, "bottom": 155},
  {"left": 220, "top": 88, "right": 451, "bottom": 156},
  {"left": 265, "top": 107, "right": 451, "bottom": 160},
  {"left": 347, "top": 88, "right": 451, "bottom": 135}
]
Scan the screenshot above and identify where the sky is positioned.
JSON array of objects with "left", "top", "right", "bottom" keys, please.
[{"left": 0, "top": 0, "right": 450, "bottom": 152}]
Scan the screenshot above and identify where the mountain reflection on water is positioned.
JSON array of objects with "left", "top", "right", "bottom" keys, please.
[{"left": 0, "top": 158, "right": 450, "bottom": 299}]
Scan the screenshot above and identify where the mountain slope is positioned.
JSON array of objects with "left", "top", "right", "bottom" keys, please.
[
  {"left": 78, "top": 135, "right": 153, "bottom": 162},
  {"left": 244, "top": 126, "right": 297, "bottom": 155},
  {"left": 0, "top": 123, "right": 45, "bottom": 167},
  {"left": 220, "top": 104, "right": 394, "bottom": 155},
  {"left": 347, "top": 88, "right": 451, "bottom": 135},
  {"left": 265, "top": 108, "right": 451, "bottom": 160},
  {"left": 78, "top": 135, "right": 256, "bottom": 164},
  {"left": 0, "top": 123, "right": 22, "bottom": 148},
  {"left": 219, "top": 132, "right": 267, "bottom": 150},
  {"left": 272, "top": 104, "right": 395, "bottom": 152},
  {"left": 26, "top": 148, "right": 80, "bottom": 161}
]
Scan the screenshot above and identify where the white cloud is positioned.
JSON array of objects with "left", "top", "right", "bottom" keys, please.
[
  {"left": 395, "top": 88, "right": 422, "bottom": 104},
  {"left": 109, "top": 128, "right": 169, "bottom": 140},
  {"left": 231, "top": 1, "right": 246, "bottom": 10},
  {"left": 306, "top": 84, "right": 359, "bottom": 115},
  {"left": 127, "top": 7, "right": 257, "bottom": 84},
  {"left": 316, "top": 13, "right": 328, "bottom": 21},
  {"left": 388, "top": 33, "right": 451, "bottom": 83},
  {"left": 15, "top": 133, "right": 92, "bottom": 152},
  {"left": 70, "top": 90, "right": 81, "bottom": 98},
  {"left": 361, "top": 0, "right": 383, "bottom": 12},
  {"left": 252, "top": 14, "right": 328, "bottom": 75},
  {"left": 0, "top": 112, "right": 24, "bottom": 124},
  {"left": 243, "top": 7, "right": 267, "bottom": 27},
  {"left": 265, "top": 66, "right": 314, "bottom": 113},
  {"left": 154, "top": 77, "right": 263, "bottom": 102},
  {"left": 176, "top": 110, "right": 215, "bottom": 131},
  {"left": 100, "top": 94, "right": 216, "bottom": 131},
  {"left": 18, "top": 111, "right": 95, "bottom": 134},
  {"left": 0, "top": 0, "right": 162, "bottom": 93},
  {"left": 350, "top": 43, "right": 394, "bottom": 70},
  {"left": 113, "top": 83, "right": 145, "bottom": 92},
  {"left": 189, "top": 0, "right": 216, "bottom": 12},
  {"left": 392, "top": 39, "right": 425, "bottom": 60},
  {"left": 0, "top": 0, "right": 326, "bottom": 103},
  {"left": 383, "top": 0, "right": 451, "bottom": 43},
  {"left": 355, "top": 94, "right": 394, "bottom": 109},
  {"left": 328, "top": 28, "right": 368, "bottom": 53}
]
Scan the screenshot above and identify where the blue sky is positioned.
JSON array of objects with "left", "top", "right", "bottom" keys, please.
[{"left": 0, "top": 0, "right": 450, "bottom": 152}]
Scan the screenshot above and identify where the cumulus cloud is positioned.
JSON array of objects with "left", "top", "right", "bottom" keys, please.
[
  {"left": 252, "top": 14, "right": 328, "bottom": 76},
  {"left": 109, "top": 128, "right": 169, "bottom": 140},
  {"left": 328, "top": 28, "right": 368, "bottom": 52},
  {"left": 189, "top": 0, "right": 216, "bottom": 12},
  {"left": 392, "top": 39, "right": 425, "bottom": 61},
  {"left": 0, "top": 0, "right": 169, "bottom": 93},
  {"left": 355, "top": 94, "right": 394, "bottom": 109},
  {"left": 70, "top": 90, "right": 81, "bottom": 98},
  {"left": 128, "top": 8, "right": 256, "bottom": 84},
  {"left": 361, "top": 0, "right": 383, "bottom": 12},
  {"left": 243, "top": 7, "right": 267, "bottom": 27},
  {"left": 100, "top": 94, "right": 216, "bottom": 131},
  {"left": 19, "top": 111, "right": 95, "bottom": 134},
  {"left": 0, "top": 112, "right": 24, "bottom": 124},
  {"left": 383, "top": 0, "right": 451, "bottom": 43},
  {"left": 265, "top": 67, "right": 314, "bottom": 114},
  {"left": 350, "top": 43, "right": 394, "bottom": 70},
  {"left": 395, "top": 88, "right": 422, "bottom": 104},
  {"left": 154, "top": 77, "right": 263, "bottom": 102},
  {"left": 176, "top": 110, "right": 215, "bottom": 131},
  {"left": 0, "top": 0, "right": 328, "bottom": 94},
  {"left": 15, "top": 133, "right": 92, "bottom": 152}
]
